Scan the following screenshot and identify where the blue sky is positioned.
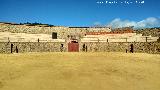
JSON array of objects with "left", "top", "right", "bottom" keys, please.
[{"left": 0, "top": 0, "right": 160, "bottom": 27}]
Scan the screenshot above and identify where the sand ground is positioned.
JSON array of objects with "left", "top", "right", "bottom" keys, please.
[{"left": 0, "top": 52, "right": 160, "bottom": 90}]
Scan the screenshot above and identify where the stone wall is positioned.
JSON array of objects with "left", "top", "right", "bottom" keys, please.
[
  {"left": 0, "top": 23, "right": 159, "bottom": 54},
  {"left": 135, "top": 28, "right": 160, "bottom": 37},
  {"left": 80, "top": 42, "right": 160, "bottom": 54},
  {"left": 0, "top": 42, "right": 159, "bottom": 54},
  {"left": 0, "top": 23, "right": 111, "bottom": 39},
  {"left": 0, "top": 42, "right": 66, "bottom": 53}
]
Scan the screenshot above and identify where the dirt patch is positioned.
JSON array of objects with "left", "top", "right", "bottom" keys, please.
[{"left": 0, "top": 81, "right": 3, "bottom": 88}]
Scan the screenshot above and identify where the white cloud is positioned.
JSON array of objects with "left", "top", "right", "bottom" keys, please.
[{"left": 107, "top": 17, "right": 160, "bottom": 28}]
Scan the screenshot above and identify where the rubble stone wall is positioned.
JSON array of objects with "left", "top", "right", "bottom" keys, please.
[
  {"left": 0, "top": 24, "right": 111, "bottom": 39},
  {"left": 80, "top": 42, "right": 160, "bottom": 54},
  {"left": 0, "top": 42, "right": 159, "bottom": 54},
  {"left": 0, "top": 42, "right": 67, "bottom": 53}
]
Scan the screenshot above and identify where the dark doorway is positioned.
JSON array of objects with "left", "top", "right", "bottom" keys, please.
[
  {"left": 60, "top": 44, "right": 64, "bottom": 52},
  {"left": 130, "top": 44, "right": 134, "bottom": 53},
  {"left": 52, "top": 32, "right": 57, "bottom": 39}
]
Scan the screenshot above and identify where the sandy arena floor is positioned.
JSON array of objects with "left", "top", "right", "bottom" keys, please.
[{"left": 0, "top": 52, "right": 160, "bottom": 90}]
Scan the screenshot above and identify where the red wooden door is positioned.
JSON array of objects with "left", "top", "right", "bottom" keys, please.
[{"left": 68, "top": 42, "right": 79, "bottom": 52}]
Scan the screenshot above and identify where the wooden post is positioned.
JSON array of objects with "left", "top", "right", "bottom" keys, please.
[
  {"left": 16, "top": 46, "right": 18, "bottom": 53},
  {"left": 11, "top": 44, "right": 13, "bottom": 53},
  {"left": 38, "top": 38, "right": 39, "bottom": 42},
  {"left": 126, "top": 38, "right": 127, "bottom": 42},
  {"left": 146, "top": 37, "right": 148, "bottom": 42}
]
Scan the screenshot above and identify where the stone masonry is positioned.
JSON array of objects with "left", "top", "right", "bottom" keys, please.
[{"left": 0, "top": 22, "right": 159, "bottom": 54}]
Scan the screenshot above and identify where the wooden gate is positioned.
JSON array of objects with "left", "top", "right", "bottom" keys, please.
[{"left": 68, "top": 41, "right": 79, "bottom": 52}]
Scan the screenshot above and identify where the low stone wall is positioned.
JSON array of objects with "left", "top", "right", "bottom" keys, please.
[
  {"left": 80, "top": 42, "right": 160, "bottom": 54},
  {"left": 0, "top": 42, "right": 159, "bottom": 54},
  {"left": 0, "top": 42, "right": 66, "bottom": 53}
]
